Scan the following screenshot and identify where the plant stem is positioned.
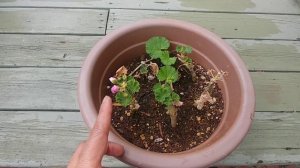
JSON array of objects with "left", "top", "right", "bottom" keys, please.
[
  {"left": 167, "top": 105, "right": 177, "bottom": 128},
  {"left": 177, "top": 54, "right": 197, "bottom": 81},
  {"left": 158, "top": 122, "right": 163, "bottom": 137},
  {"left": 129, "top": 59, "right": 152, "bottom": 76},
  {"left": 170, "top": 82, "right": 174, "bottom": 90},
  {"left": 187, "top": 65, "right": 197, "bottom": 82}
]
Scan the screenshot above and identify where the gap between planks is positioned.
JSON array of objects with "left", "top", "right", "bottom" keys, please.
[
  {"left": 0, "top": 6, "right": 300, "bottom": 16},
  {"left": 0, "top": 0, "right": 300, "bottom": 15}
]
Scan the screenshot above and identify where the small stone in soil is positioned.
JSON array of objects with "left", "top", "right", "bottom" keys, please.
[
  {"left": 206, "top": 127, "right": 211, "bottom": 131},
  {"left": 140, "top": 134, "right": 145, "bottom": 140},
  {"left": 147, "top": 75, "right": 155, "bottom": 80},
  {"left": 154, "top": 138, "right": 163, "bottom": 143}
]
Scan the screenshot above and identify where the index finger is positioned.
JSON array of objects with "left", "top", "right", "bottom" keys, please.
[{"left": 80, "top": 96, "right": 112, "bottom": 163}]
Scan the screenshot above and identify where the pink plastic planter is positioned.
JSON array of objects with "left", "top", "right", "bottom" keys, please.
[{"left": 78, "top": 19, "right": 255, "bottom": 168}]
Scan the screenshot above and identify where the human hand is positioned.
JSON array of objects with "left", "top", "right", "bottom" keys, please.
[{"left": 68, "top": 96, "right": 124, "bottom": 168}]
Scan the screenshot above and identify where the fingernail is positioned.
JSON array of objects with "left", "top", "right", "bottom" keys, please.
[{"left": 102, "top": 95, "right": 111, "bottom": 104}]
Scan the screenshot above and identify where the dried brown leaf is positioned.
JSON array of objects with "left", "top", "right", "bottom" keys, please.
[
  {"left": 194, "top": 90, "right": 216, "bottom": 110},
  {"left": 115, "top": 66, "right": 128, "bottom": 77},
  {"left": 149, "top": 62, "right": 159, "bottom": 75}
]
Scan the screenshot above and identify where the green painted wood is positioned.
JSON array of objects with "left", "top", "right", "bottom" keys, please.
[
  {"left": 227, "top": 39, "right": 300, "bottom": 71},
  {"left": 0, "top": 68, "right": 299, "bottom": 111},
  {"left": 252, "top": 72, "right": 300, "bottom": 112},
  {"left": 0, "top": 8, "right": 107, "bottom": 34},
  {"left": 0, "top": 0, "right": 299, "bottom": 14},
  {"left": 0, "top": 111, "right": 126, "bottom": 167},
  {"left": 0, "top": 111, "right": 299, "bottom": 167},
  {"left": 0, "top": 34, "right": 100, "bottom": 67},
  {"left": 107, "top": 9, "right": 300, "bottom": 40},
  {"left": 0, "top": 68, "right": 79, "bottom": 110},
  {"left": 1, "top": 34, "right": 300, "bottom": 71}
]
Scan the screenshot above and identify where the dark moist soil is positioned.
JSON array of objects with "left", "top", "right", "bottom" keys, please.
[{"left": 108, "top": 54, "right": 224, "bottom": 153}]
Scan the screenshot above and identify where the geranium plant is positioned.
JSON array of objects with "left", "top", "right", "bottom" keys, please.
[{"left": 109, "top": 36, "right": 224, "bottom": 128}]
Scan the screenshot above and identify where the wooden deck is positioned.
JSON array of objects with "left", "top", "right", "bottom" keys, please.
[{"left": 0, "top": 0, "right": 299, "bottom": 167}]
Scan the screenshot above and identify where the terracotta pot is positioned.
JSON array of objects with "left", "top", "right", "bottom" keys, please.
[{"left": 78, "top": 19, "right": 255, "bottom": 168}]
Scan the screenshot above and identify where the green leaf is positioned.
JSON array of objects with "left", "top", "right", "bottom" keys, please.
[
  {"left": 160, "top": 51, "right": 177, "bottom": 66},
  {"left": 116, "top": 92, "right": 132, "bottom": 107},
  {"left": 176, "top": 45, "right": 192, "bottom": 54},
  {"left": 183, "top": 57, "right": 192, "bottom": 63},
  {"left": 146, "top": 36, "right": 170, "bottom": 59},
  {"left": 153, "top": 83, "right": 172, "bottom": 104},
  {"left": 126, "top": 76, "right": 140, "bottom": 94},
  {"left": 171, "top": 92, "right": 180, "bottom": 102},
  {"left": 116, "top": 75, "right": 127, "bottom": 85},
  {"left": 157, "top": 66, "right": 179, "bottom": 83},
  {"left": 163, "top": 92, "right": 180, "bottom": 106},
  {"left": 140, "top": 64, "right": 148, "bottom": 74},
  {"left": 153, "top": 83, "right": 180, "bottom": 106}
]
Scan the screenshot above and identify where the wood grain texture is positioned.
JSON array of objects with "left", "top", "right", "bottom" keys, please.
[
  {"left": 0, "top": 0, "right": 299, "bottom": 14},
  {"left": 0, "top": 8, "right": 107, "bottom": 34},
  {"left": 0, "top": 111, "right": 126, "bottom": 167},
  {"left": 227, "top": 39, "right": 300, "bottom": 71},
  {"left": 0, "top": 34, "right": 100, "bottom": 67},
  {"left": 107, "top": 9, "right": 300, "bottom": 40},
  {"left": 0, "top": 68, "right": 79, "bottom": 110},
  {"left": 0, "top": 111, "right": 299, "bottom": 167},
  {"left": 1, "top": 34, "right": 300, "bottom": 71},
  {"left": 0, "top": 68, "right": 299, "bottom": 111},
  {"left": 0, "top": 1, "right": 299, "bottom": 166}
]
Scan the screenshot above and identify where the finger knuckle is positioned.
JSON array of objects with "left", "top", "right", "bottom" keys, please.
[{"left": 91, "top": 126, "right": 108, "bottom": 138}]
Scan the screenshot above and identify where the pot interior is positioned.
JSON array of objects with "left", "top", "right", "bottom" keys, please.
[{"left": 90, "top": 25, "right": 243, "bottom": 151}]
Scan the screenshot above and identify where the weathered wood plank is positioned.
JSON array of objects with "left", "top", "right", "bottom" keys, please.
[
  {"left": 252, "top": 72, "right": 300, "bottom": 112},
  {"left": 0, "top": 68, "right": 299, "bottom": 111},
  {"left": 0, "top": 111, "right": 299, "bottom": 167},
  {"left": 0, "top": 111, "right": 126, "bottom": 167},
  {"left": 107, "top": 9, "right": 300, "bottom": 40},
  {"left": 0, "top": 8, "right": 107, "bottom": 34},
  {"left": 0, "top": 34, "right": 100, "bottom": 67},
  {"left": 0, "top": 0, "right": 299, "bottom": 14},
  {"left": 227, "top": 39, "right": 300, "bottom": 71},
  {"left": 1, "top": 34, "right": 300, "bottom": 71},
  {"left": 0, "top": 68, "right": 79, "bottom": 110}
]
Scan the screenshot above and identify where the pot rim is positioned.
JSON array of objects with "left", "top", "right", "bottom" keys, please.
[{"left": 78, "top": 19, "right": 255, "bottom": 168}]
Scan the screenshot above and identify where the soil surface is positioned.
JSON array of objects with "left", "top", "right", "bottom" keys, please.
[{"left": 108, "top": 54, "right": 224, "bottom": 153}]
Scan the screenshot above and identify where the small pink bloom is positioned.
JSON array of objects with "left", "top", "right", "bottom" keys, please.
[
  {"left": 111, "top": 85, "right": 119, "bottom": 94},
  {"left": 109, "top": 77, "right": 117, "bottom": 84}
]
